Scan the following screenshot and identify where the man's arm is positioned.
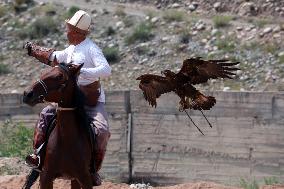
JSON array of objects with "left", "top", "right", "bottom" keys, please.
[
  {"left": 24, "top": 42, "right": 68, "bottom": 66},
  {"left": 80, "top": 47, "right": 111, "bottom": 79},
  {"left": 23, "top": 42, "right": 55, "bottom": 66}
]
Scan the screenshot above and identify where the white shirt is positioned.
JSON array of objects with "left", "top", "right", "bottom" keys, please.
[{"left": 50, "top": 38, "right": 111, "bottom": 103}]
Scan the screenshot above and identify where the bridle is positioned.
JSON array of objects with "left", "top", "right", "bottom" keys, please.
[{"left": 36, "top": 63, "right": 75, "bottom": 110}]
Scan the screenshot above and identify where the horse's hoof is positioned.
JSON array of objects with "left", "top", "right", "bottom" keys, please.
[{"left": 91, "top": 172, "right": 102, "bottom": 186}]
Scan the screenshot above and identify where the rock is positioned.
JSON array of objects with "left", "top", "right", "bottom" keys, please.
[
  {"left": 11, "top": 90, "right": 18, "bottom": 93},
  {"left": 201, "top": 38, "right": 207, "bottom": 44},
  {"left": 161, "top": 37, "right": 169, "bottom": 42},
  {"left": 262, "top": 27, "right": 272, "bottom": 35},
  {"left": 211, "top": 29, "right": 219, "bottom": 36},
  {"left": 223, "top": 87, "right": 230, "bottom": 91},
  {"left": 19, "top": 81, "right": 28, "bottom": 87},
  {"left": 115, "top": 21, "right": 124, "bottom": 29},
  {"left": 195, "top": 21, "right": 206, "bottom": 31},
  {"left": 171, "top": 3, "right": 180, "bottom": 8},
  {"left": 188, "top": 2, "right": 198, "bottom": 11},
  {"left": 278, "top": 51, "right": 284, "bottom": 57},
  {"left": 133, "top": 66, "right": 139, "bottom": 71},
  {"left": 6, "top": 27, "right": 13, "bottom": 32},
  {"left": 236, "top": 26, "right": 243, "bottom": 31},
  {"left": 273, "top": 25, "right": 281, "bottom": 32},
  {"left": 239, "top": 2, "right": 258, "bottom": 16},
  {"left": 150, "top": 17, "right": 159, "bottom": 24},
  {"left": 52, "top": 40, "right": 58, "bottom": 46},
  {"left": 213, "top": 2, "right": 222, "bottom": 11}
]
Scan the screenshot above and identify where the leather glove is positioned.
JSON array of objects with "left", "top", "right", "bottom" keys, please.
[{"left": 23, "top": 41, "right": 33, "bottom": 56}]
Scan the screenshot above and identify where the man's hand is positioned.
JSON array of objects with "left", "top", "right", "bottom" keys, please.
[{"left": 23, "top": 42, "right": 33, "bottom": 56}]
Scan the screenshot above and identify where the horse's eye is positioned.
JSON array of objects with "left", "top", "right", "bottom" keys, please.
[{"left": 56, "top": 75, "right": 64, "bottom": 80}]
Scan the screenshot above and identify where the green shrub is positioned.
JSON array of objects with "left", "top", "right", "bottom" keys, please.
[
  {"left": 163, "top": 10, "right": 184, "bottom": 22},
  {"left": 14, "top": 0, "right": 33, "bottom": 5},
  {"left": 215, "top": 37, "right": 236, "bottom": 52},
  {"left": 105, "top": 26, "right": 116, "bottom": 36},
  {"left": 67, "top": 6, "right": 80, "bottom": 18},
  {"left": 19, "top": 16, "right": 58, "bottom": 39},
  {"left": 123, "top": 16, "right": 134, "bottom": 28},
  {"left": 135, "top": 46, "right": 149, "bottom": 55},
  {"left": 240, "top": 178, "right": 259, "bottom": 189},
  {"left": 213, "top": 15, "right": 233, "bottom": 28},
  {"left": 179, "top": 29, "right": 191, "bottom": 44},
  {"left": 262, "top": 43, "right": 278, "bottom": 54},
  {"left": 125, "top": 22, "right": 153, "bottom": 44},
  {"left": 264, "top": 177, "right": 279, "bottom": 185},
  {"left": 0, "top": 121, "right": 33, "bottom": 158},
  {"left": 0, "top": 5, "right": 8, "bottom": 18},
  {"left": 103, "top": 47, "right": 120, "bottom": 64},
  {"left": 279, "top": 55, "right": 284, "bottom": 64},
  {"left": 0, "top": 63, "right": 10, "bottom": 75},
  {"left": 115, "top": 6, "right": 126, "bottom": 17}
]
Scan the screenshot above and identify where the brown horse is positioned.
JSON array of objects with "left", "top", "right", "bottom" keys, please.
[{"left": 23, "top": 62, "right": 93, "bottom": 189}]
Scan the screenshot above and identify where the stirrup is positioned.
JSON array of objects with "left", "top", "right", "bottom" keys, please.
[{"left": 25, "top": 154, "right": 41, "bottom": 170}]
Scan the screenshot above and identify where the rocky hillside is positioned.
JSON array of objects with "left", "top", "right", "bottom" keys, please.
[{"left": 0, "top": 0, "right": 283, "bottom": 93}]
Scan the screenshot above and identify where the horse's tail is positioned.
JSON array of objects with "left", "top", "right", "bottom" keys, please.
[{"left": 22, "top": 169, "right": 40, "bottom": 189}]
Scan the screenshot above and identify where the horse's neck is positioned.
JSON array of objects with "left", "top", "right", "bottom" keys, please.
[{"left": 56, "top": 111, "right": 80, "bottom": 139}]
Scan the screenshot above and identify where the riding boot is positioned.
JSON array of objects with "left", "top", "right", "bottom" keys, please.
[
  {"left": 91, "top": 130, "right": 110, "bottom": 186},
  {"left": 25, "top": 105, "right": 56, "bottom": 169}
]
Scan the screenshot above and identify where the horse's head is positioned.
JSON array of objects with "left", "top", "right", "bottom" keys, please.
[{"left": 23, "top": 60, "right": 83, "bottom": 106}]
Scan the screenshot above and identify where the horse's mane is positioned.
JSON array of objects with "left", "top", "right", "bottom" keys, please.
[
  {"left": 74, "top": 84, "right": 93, "bottom": 134},
  {"left": 60, "top": 63, "right": 93, "bottom": 137}
]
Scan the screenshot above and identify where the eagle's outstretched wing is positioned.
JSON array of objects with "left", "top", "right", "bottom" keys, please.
[
  {"left": 178, "top": 57, "right": 240, "bottom": 84},
  {"left": 136, "top": 74, "right": 175, "bottom": 107}
]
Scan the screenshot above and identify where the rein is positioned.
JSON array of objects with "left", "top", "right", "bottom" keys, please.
[{"left": 37, "top": 64, "right": 76, "bottom": 109}]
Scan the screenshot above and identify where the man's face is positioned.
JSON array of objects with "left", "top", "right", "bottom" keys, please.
[{"left": 66, "top": 25, "right": 77, "bottom": 44}]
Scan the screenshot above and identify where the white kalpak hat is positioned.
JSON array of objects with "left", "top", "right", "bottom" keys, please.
[{"left": 66, "top": 10, "right": 91, "bottom": 34}]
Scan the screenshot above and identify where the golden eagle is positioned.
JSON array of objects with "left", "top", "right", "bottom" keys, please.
[{"left": 136, "top": 57, "right": 240, "bottom": 134}]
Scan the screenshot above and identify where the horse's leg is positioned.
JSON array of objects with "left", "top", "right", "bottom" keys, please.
[
  {"left": 76, "top": 172, "right": 93, "bottom": 189},
  {"left": 39, "top": 172, "right": 53, "bottom": 189},
  {"left": 71, "top": 180, "right": 81, "bottom": 189}
]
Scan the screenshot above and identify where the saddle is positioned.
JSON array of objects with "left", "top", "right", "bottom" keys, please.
[{"left": 79, "top": 80, "right": 101, "bottom": 106}]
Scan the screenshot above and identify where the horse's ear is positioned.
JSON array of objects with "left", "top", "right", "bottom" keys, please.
[
  {"left": 51, "top": 55, "right": 59, "bottom": 66},
  {"left": 73, "top": 63, "right": 84, "bottom": 75}
]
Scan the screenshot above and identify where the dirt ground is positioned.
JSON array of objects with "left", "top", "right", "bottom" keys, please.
[{"left": 0, "top": 175, "right": 284, "bottom": 189}]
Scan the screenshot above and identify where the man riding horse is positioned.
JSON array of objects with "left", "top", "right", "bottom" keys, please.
[{"left": 24, "top": 10, "right": 111, "bottom": 186}]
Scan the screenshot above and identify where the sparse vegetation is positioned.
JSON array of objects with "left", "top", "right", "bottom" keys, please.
[
  {"left": 0, "top": 5, "right": 8, "bottom": 18},
  {"left": 67, "top": 6, "right": 80, "bottom": 18},
  {"left": 115, "top": 6, "right": 126, "bottom": 17},
  {"left": 279, "top": 55, "right": 284, "bottom": 64},
  {"left": 262, "top": 43, "right": 279, "bottom": 54},
  {"left": 103, "top": 47, "right": 120, "bottom": 64},
  {"left": 135, "top": 46, "right": 150, "bottom": 55},
  {"left": 0, "top": 163, "right": 19, "bottom": 175},
  {"left": 215, "top": 37, "right": 236, "bottom": 52},
  {"left": 105, "top": 26, "right": 116, "bottom": 36},
  {"left": 240, "top": 178, "right": 259, "bottom": 189},
  {"left": 123, "top": 16, "right": 134, "bottom": 27},
  {"left": 125, "top": 22, "right": 154, "bottom": 44},
  {"left": 0, "top": 64, "right": 10, "bottom": 75},
  {"left": 18, "top": 16, "right": 58, "bottom": 39},
  {"left": 0, "top": 121, "right": 33, "bottom": 158},
  {"left": 179, "top": 29, "right": 191, "bottom": 44},
  {"left": 213, "top": 15, "right": 233, "bottom": 28},
  {"left": 239, "top": 177, "right": 282, "bottom": 189},
  {"left": 163, "top": 9, "right": 185, "bottom": 22},
  {"left": 264, "top": 177, "right": 279, "bottom": 185}
]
